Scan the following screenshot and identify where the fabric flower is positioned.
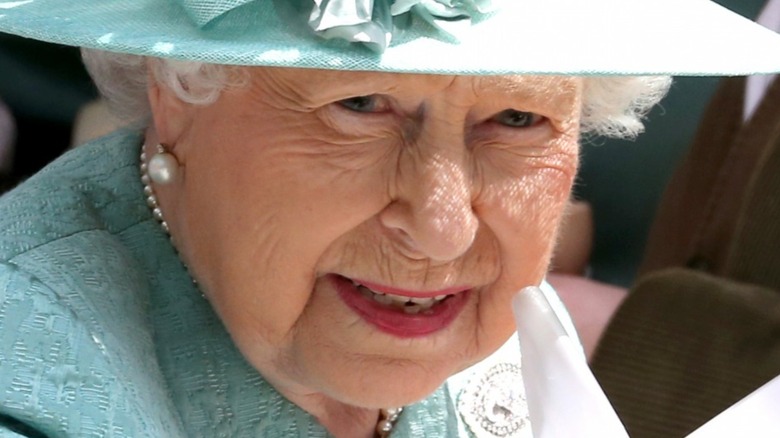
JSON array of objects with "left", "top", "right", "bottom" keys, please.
[
  {"left": 307, "top": 0, "right": 498, "bottom": 52},
  {"left": 308, "top": 0, "right": 393, "bottom": 52},
  {"left": 390, "top": 0, "right": 497, "bottom": 39},
  {"left": 178, "top": 0, "right": 498, "bottom": 52}
]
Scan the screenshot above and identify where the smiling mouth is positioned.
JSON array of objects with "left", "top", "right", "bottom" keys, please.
[
  {"left": 329, "top": 274, "right": 471, "bottom": 338},
  {"left": 351, "top": 279, "right": 453, "bottom": 314}
]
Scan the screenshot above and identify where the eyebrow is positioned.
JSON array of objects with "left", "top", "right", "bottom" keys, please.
[
  {"left": 474, "top": 76, "right": 581, "bottom": 111},
  {"left": 263, "top": 67, "right": 579, "bottom": 115}
]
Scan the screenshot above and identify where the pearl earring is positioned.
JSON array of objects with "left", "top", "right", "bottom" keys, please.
[{"left": 147, "top": 144, "right": 179, "bottom": 185}]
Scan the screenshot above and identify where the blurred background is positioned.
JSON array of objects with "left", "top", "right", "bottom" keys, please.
[{"left": 0, "top": 34, "right": 96, "bottom": 191}]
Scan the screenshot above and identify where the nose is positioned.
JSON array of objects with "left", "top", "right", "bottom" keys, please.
[{"left": 380, "top": 149, "right": 478, "bottom": 262}]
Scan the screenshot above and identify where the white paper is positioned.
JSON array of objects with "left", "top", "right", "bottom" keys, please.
[
  {"left": 514, "top": 285, "right": 780, "bottom": 438},
  {"left": 513, "top": 286, "right": 629, "bottom": 438},
  {"left": 687, "top": 375, "right": 780, "bottom": 438}
]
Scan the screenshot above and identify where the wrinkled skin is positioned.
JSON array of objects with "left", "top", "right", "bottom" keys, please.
[{"left": 147, "top": 67, "right": 582, "bottom": 436}]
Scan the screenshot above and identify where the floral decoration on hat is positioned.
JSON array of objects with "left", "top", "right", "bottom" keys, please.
[{"left": 178, "top": 0, "right": 498, "bottom": 52}]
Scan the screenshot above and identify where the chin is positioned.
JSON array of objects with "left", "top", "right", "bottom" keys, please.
[
  {"left": 287, "top": 337, "right": 464, "bottom": 408},
  {"left": 320, "top": 358, "right": 457, "bottom": 409}
]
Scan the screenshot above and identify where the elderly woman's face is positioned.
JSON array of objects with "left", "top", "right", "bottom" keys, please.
[{"left": 152, "top": 67, "right": 581, "bottom": 408}]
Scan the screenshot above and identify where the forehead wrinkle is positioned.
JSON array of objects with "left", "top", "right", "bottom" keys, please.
[{"left": 417, "top": 75, "right": 472, "bottom": 127}]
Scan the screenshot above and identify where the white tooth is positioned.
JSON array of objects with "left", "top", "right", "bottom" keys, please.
[
  {"left": 434, "top": 295, "right": 448, "bottom": 301},
  {"left": 385, "top": 294, "right": 410, "bottom": 305},
  {"left": 410, "top": 297, "right": 434, "bottom": 305},
  {"left": 403, "top": 304, "right": 422, "bottom": 314},
  {"left": 416, "top": 303, "right": 434, "bottom": 312},
  {"left": 373, "top": 294, "right": 394, "bottom": 305}
]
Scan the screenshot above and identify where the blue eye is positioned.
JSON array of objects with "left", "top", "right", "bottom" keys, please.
[
  {"left": 338, "top": 95, "right": 378, "bottom": 113},
  {"left": 493, "top": 109, "right": 542, "bottom": 128}
]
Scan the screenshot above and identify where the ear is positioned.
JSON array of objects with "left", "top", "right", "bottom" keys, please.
[{"left": 147, "top": 64, "right": 193, "bottom": 148}]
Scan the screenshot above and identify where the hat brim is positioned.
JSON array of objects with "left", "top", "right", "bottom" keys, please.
[{"left": 1, "top": 0, "right": 780, "bottom": 76}]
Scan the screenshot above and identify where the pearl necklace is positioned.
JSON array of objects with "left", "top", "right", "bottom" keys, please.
[
  {"left": 139, "top": 147, "right": 170, "bottom": 233},
  {"left": 139, "top": 144, "right": 403, "bottom": 436},
  {"left": 376, "top": 407, "right": 403, "bottom": 437}
]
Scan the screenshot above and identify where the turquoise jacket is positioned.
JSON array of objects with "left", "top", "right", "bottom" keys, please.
[{"left": 0, "top": 131, "right": 530, "bottom": 437}]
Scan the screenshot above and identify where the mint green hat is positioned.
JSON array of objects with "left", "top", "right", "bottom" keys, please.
[{"left": 1, "top": 0, "right": 780, "bottom": 75}]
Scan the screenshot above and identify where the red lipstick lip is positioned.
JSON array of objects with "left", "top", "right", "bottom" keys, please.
[
  {"left": 350, "top": 278, "right": 471, "bottom": 298},
  {"left": 329, "top": 274, "right": 471, "bottom": 338}
]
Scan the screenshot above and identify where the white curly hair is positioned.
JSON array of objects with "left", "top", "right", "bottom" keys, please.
[{"left": 81, "top": 48, "right": 671, "bottom": 139}]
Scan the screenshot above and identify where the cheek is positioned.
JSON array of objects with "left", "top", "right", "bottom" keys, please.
[
  {"left": 175, "top": 109, "right": 401, "bottom": 331},
  {"left": 470, "top": 146, "right": 578, "bottom": 350},
  {"left": 186, "top": 103, "right": 393, "bottom": 240},
  {"left": 499, "top": 170, "right": 573, "bottom": 261},
  {"left": 478, "top": 145, "right": 579, "bottom": 277}
]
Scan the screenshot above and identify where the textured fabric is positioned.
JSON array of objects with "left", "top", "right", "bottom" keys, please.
[
  {"left": 180, "top": 0, "right": 256, "bottom": 26},
  {"left": 728, "top": 123, "right": 780, "bottom": 289},
  {"left": 640, "top": 76, "right": 780, "bottom": 276},
  {"left": 592, "top": 269, "right": 780, "bottom": 438},
  {"left": 592, "top": 76, "right": 780, "bottom": 437},
  {"left": 2, "top": 0, "right": 780, "bottom": 75},
  {"left": 0, "top": 130, "right": 474, "bottom": 437}
]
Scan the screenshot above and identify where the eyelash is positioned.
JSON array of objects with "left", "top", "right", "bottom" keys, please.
[
  {"left": 490, "top": 109, "right": 546, "bottom": 128},
  {"left": 335, "top": 97, "right": 546, "bottom": 133},
  {"left": 336, "top": 95, "right": 389, "bottom": 114}
]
